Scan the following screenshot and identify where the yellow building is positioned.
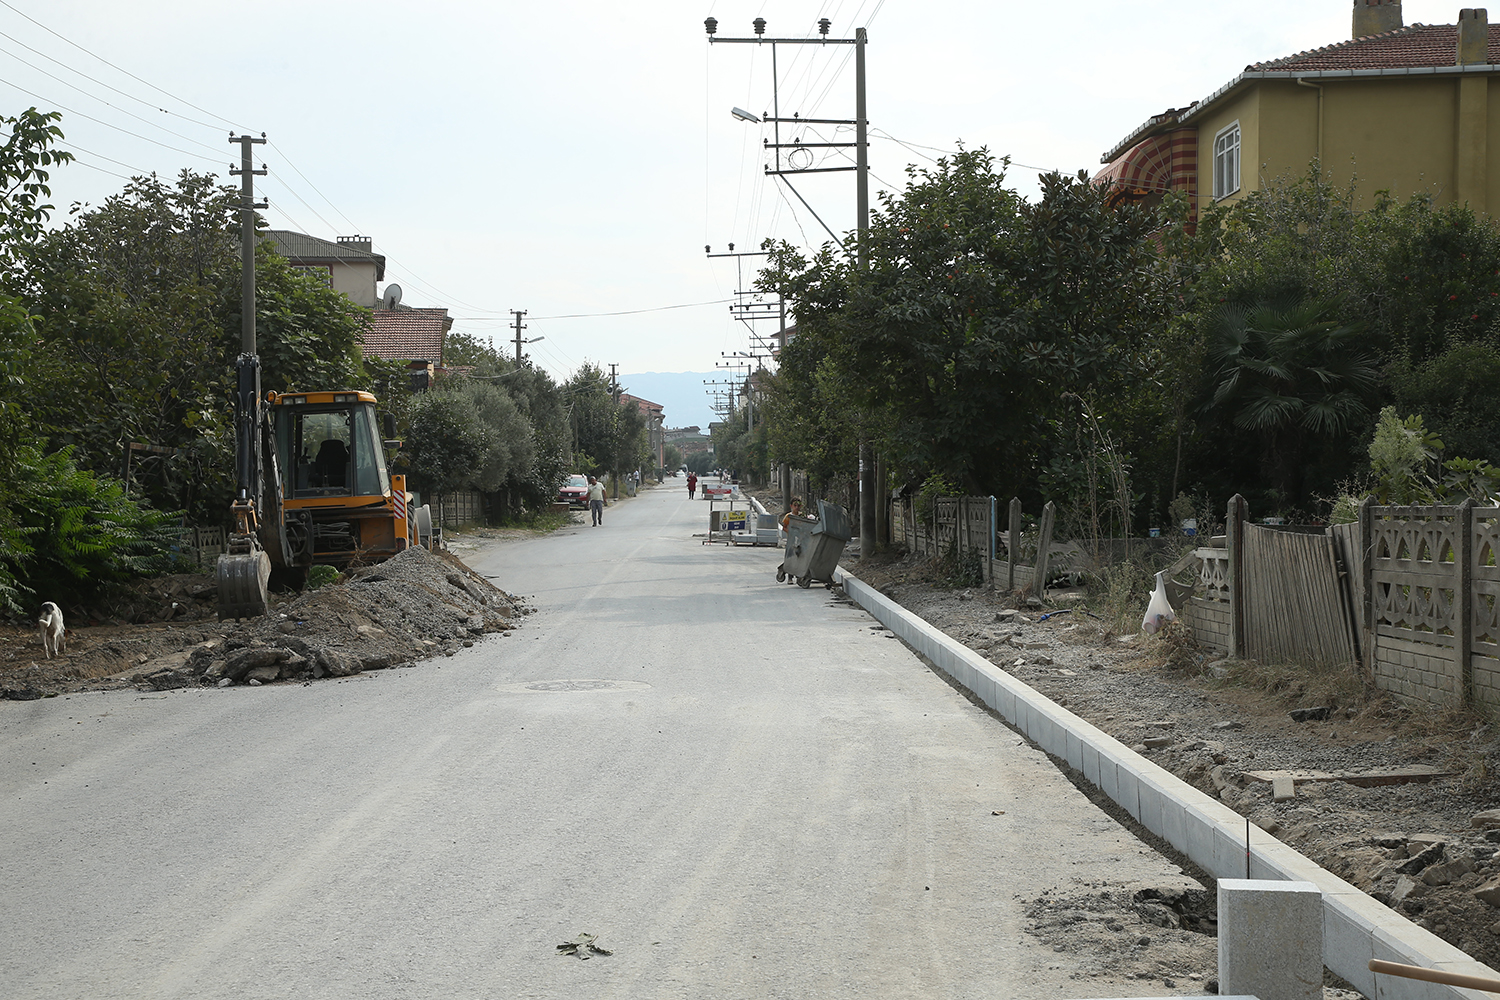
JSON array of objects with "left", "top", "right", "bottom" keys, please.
[{"left": 1096, "top": 2, "right": 1500, "bottom": 220}]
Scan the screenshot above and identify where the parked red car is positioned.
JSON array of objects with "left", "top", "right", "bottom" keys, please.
[{"left": 559, "top": 474, "right": 590, "bottom": 508}]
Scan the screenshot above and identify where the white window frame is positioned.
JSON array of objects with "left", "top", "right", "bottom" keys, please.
[{"left": 1213, "top": 121, "right": 1241, "bottom": 200}]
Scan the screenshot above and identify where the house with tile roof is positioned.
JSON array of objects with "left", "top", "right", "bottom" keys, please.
[
  {"left": 1096, "top": 2, "right": 1500, "bottom": 222},
  {"left": 363, "top": 307, "right": 453, "bottom": 391},
  {"left": 264, "top": 231, "right": 386, "bottom": 308}
]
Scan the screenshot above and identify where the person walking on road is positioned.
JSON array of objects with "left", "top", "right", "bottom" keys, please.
[
  {"left": 587, "top": 476, "right": 607, "bottom": 526},
  {"left": 687, "top": 472, "right": 697, "bottom": 499}
]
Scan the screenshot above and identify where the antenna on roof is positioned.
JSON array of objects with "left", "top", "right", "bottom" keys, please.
[{"left": 381, "top": 284, "right": 403, "bottom": 310}]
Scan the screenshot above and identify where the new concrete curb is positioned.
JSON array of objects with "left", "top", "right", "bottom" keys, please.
[{"left": 835, "top": 567, "right": 1499, "bottom": 1000}]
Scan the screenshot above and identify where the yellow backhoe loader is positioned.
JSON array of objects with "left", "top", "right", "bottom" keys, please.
[{"left": 215, "top": 361, "right": 433, "bottom": 619}]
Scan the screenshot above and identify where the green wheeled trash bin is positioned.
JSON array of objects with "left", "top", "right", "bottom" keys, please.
[{"left": 776, "top": 500, "right": 852, "bottom": 589}]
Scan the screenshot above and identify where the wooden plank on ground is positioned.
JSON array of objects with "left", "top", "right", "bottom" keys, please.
[{"left": 1242, "top": 766, "right": 1456, "bottom": 787}]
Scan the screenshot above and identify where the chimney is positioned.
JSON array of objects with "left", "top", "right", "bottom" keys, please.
[
  {"left": 1352, "top": 0, "right": 1403, "bottom": 37},
  {"left": 336, "top": 235, "right": 372, "bottom": 253},
  {"left": 1458, "top": 8, "right": 1490, "bottom": 64}
]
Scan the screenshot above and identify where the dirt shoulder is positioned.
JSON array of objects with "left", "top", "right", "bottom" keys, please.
[
  {"left": 849, "top": 548, "right": 1500, "bottom": 977},
  {"left": 1, "top": 543, "right": 531, "bottom": 699}
]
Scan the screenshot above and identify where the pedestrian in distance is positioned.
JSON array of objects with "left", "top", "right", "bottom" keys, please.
[
  {"left": 687, "top": 471, "right": 697, "bottom": 499},
  {"left": 587, "top": 475, "right": 607, "bottom": 526}
]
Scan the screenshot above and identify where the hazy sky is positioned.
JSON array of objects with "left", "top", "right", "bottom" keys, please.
[{"left": 0, "top": 0, "right": 1465, "bottom": 394}]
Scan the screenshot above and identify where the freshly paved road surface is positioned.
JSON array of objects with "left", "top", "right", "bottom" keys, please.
[{"left": 0, "top": 482, "right": 1197, "bottom": 999}]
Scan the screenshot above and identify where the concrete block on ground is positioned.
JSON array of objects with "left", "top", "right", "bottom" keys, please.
[
  {"left": 1218, "top": 879, "right": 1322, "bottom": 1000},
  {"left": 1371, "top": 919, "right": 1489, "bottom": 1000},
  {"left": 1138, "top": 776, "right": 1165, "bottom": 835},
  {"left": 1080, "top": 741, "right": 1101, "bottom": 786},
  {"left": 993, "top": 681, "right": 1016, "bottom": 723},
  {"left": 1114, "top": 754, "right": 1142, "bottom": 820},
  {"left": 1214, "top": 820, "right": 1256, "bottom": 881},
  {"left": 1029, "top": 702, "right": 1066, "bottom": 757},
  {"left": 1141, "top": 774, "right": 1189, "bottom": 854},
  {"left": 1065, "top": 727, "right": 1084, "bottom": 771}
]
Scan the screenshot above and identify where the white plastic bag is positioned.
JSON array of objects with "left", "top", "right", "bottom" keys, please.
[{"left": 1141, "top": 570, "right": 1177, "bottom": 635}]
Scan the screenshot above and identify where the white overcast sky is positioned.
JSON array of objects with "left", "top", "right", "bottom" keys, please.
[{"left": 0, "top": 0, "right": 1465, "bottom": 393}]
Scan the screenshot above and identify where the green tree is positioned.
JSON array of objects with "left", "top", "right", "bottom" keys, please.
[
  {"left": 443, "top": 330, "right": 509, "bottom": 377},
  {"left": 564, "top": 363, "right": 646, "bottom": 484},
  {"left": 455, "top": 378, "right": 536, "bottom": 492},
  {"left": 405, "top": 387, "right": 491, "bottom": 496},
  {"left": 17, "top": 169, "right": 387, "bottom": 524},
  {"left": 0, "top": 108, "right": 73, "bottom": 277},
  {"left": 761, "top": 149, "right": 1166, "bottom": 502},
  {"left": 245, "top": 242, "right": 371, "bottom": 394}
]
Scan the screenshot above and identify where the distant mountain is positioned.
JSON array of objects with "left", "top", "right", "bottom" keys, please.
[{"left": 619, "top": 371, "right": 722, "bottom": 429}]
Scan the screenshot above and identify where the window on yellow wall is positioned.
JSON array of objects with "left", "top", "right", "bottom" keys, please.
[{"left": 1214, "top": 122, "right": 1241, "bottom": 200}]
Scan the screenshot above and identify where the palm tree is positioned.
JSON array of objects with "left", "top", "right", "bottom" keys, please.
[{"left": 1203, "top": 295, "right": 1379, "bottom": 503}]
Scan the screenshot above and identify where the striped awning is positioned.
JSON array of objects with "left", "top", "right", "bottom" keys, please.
[{"left": 1094, "top": 134, "right": 1180, "bottom": 198}]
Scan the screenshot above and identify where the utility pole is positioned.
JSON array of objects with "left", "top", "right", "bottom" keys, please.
[
  {"left": 229, "top": 134, "right": 267, "bottom": 355},
  {"left": 511, "top": 310, "right": 527, "bottom": 362},
  {"left": 609, "top": 363, "right": 621, "bottom": 405},
  {"left": 708, "top": 17, "right": 877, "bottom": 550},
  {"left": 509, "top": 309, "right": 543, "bottom": 363},
  {"left": 721, "top": 350, "right": 769, "bottom": 435}
]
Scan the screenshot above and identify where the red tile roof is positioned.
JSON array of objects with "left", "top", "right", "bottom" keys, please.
[
  {"left": 619, "top": 393, "right": 664, "bottom": 418},
  {"left": 1249, "top": 23, "right": 1498, "bottom": 72},
  {"left": 362, "top": 308, "right": 451, "bottom": 362}
]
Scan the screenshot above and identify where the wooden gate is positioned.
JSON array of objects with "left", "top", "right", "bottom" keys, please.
[{"left": 1241, "top": 523, "right": 1357, "bottom": 667}]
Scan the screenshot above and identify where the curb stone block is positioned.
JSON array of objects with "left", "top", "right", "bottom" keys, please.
[{"left": 832, "top": 567, "right": 1500, "bottom": 1000}]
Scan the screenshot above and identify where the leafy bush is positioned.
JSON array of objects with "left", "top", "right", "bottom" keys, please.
[{"left": 0, "top": 447, "right": 180, "bottom": 612}]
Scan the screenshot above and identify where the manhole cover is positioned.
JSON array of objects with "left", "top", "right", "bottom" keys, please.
[
  {"left": 495, "top": 678, "right": 651, "bottom": 695},
  {"left": 527, "top": 679, "right": 618, "bottom": 692}
]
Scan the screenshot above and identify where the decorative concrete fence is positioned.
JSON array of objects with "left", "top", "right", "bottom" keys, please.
[
  {"left": 892, "top": 495, "right": 1074, "bottom": 593},
  {"left": 432, "top": 490, "right": 485, "bottom": 528},
  {"left": 1179, "top": 495, "right": 1500, "bottom": 713}
]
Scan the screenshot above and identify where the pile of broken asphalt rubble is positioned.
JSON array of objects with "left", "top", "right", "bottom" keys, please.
[{"left": 0, "top": 545, "right": 530, "bottom": 698}]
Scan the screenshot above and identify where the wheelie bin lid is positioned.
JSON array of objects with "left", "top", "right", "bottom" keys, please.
[{"left": 813, "top": 500, "right": 851, "bottom": 541}]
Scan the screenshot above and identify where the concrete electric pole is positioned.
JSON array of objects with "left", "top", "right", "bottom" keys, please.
[
  {"left": 708, "top": 18, "right": 877, "bottom": 551},
  {"left": 510, "top": 309, "right": 543, "bottom": 363}
]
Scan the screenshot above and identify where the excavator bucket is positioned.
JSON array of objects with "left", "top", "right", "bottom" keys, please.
[{"left": 216, "top": 550, "right": 271, "bottom": 620}]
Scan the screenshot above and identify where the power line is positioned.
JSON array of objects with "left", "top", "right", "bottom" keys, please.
[
  {"left": 456, "top": 298, "right": 732, "bottom": 322},
  {"left": 0, "top": 38, "right": 227, "bottom": 158},
  {"left": 0, "top": 0, "right": 252, "bottom": 133},
  {"left": 0, "top": 25, "right": 226, "bottom": 131},
  {"left": 0, "top": 75, "right": 221, "bottom": 166}
]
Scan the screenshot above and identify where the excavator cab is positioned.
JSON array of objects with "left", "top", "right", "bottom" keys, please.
[
  {"left": 274, "top": 394, "right": 389, "bottom": 499},
  {"left": 265, "top": 391, "right": 410, "bottom": 570}
]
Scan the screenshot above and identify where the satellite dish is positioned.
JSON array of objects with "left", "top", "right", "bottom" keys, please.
[{"left": 381, "top": 284, "right": 403, "bottom": 310}]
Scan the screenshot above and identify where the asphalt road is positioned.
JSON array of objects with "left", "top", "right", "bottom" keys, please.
[{"left": 0, "top": 482, "right": 1197, "bottom": 999}]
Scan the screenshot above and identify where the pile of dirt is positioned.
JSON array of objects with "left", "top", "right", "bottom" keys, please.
[
  {"left": 851, "top": 548, "right": 1500, "bottom": 978},
  {"left": 0, "top": 545, "right": 530, "bottom": 699}
]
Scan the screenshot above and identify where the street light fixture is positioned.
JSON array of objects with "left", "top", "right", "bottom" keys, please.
[{"left": 731, "top": 107, "right": 762, "bottom": 124}]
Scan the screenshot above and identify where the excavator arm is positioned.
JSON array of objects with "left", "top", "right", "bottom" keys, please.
[{"left": 216, "top": 353, "right": 274, "bottom": 619}]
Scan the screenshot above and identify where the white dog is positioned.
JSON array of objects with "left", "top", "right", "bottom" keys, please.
[{"left": 38, "top": 601, "right": 65, "bottom": 659}]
